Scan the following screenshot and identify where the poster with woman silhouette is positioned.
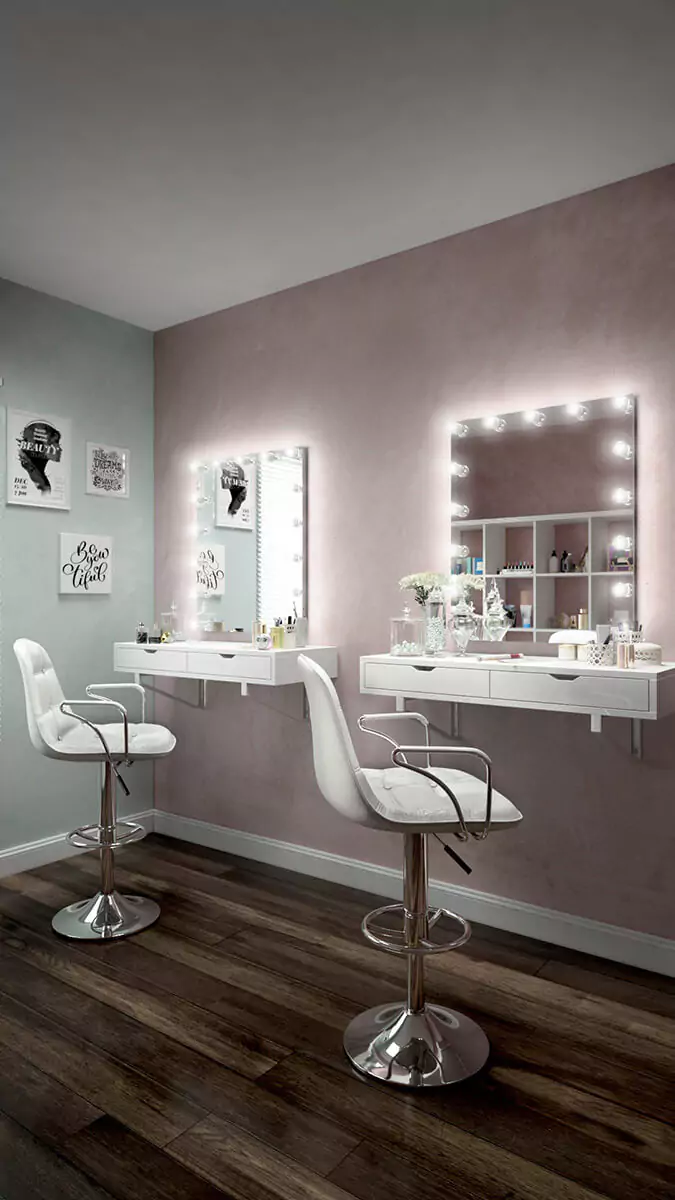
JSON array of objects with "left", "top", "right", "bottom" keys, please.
[
  {"left": 7, "top": 409, "right": 71, "bottom": 509},
  {"left": 215, "top": 459, "right": 256, "bottom": 530}
]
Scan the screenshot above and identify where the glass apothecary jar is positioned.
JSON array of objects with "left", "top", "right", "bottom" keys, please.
[
  {"left": 390, "top": 606, "right": 425, "bottom": 656},
  {"left": 448, "top": 597, "right": 479, "bottom": 656}
]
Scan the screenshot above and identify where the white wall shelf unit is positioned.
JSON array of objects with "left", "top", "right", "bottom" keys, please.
[
  {"left": 454, "top": 508, "right": 635, "bottom": 640},
  {"left": 114, "top": 641, "right": 338, "bottom": 704},
  {"left": 360, "top": 653, "right": 675, "bottom": 758}
]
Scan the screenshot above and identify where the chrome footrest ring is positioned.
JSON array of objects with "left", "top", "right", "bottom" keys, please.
[
  {"left": 362, "top": 903, "right": 471, "bottom": 955},
  {"left": 66, "top": 822, "right": 147, "bottom": 851}
]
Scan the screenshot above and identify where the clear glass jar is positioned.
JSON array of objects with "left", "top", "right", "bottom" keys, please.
[
  {"left": 449, "top": 597, "right": 478, "bottom": 655},
  {"left": 424, "top": 586, "right": 446, "bottom": 655},
  {"left": 482, "top": 581, "right": 510, "bottom": 642},
  {"left": 390, "top": 606, "right": 425, "bottom": 656}
]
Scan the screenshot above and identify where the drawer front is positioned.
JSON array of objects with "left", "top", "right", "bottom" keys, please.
[
  {"left": 186, "top": 651, "right": 272, "bottom": 681},
  {"left": 116, "top": 646, "right": 187, "bottom": 674},
  {"left": 362, "top": 661, "right": 489, "bottom": 699},
  {"left": 490, "top": 670, "right": 649, "bottom": 712}
]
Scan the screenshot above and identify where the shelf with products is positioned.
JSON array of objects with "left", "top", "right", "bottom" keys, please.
[{"left": 453, "top": 508, "right": 635, "bottom": 643}]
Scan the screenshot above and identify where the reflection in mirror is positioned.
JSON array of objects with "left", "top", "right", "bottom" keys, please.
[
  {"left": 449, "top": 396, "right": 636, "bottom": 643},
  {"left": 191, "top": 448, "right": 306, "bottom": 636}
]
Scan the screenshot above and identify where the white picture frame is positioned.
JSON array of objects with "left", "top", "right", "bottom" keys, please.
[
  {"left": 7, "top": 409, "right": 71, "bottom": 509},
  {"left": 196, "top": 544, "right": 225, "bottom": 595},
  {"left": 59, "top": 534, "right": 113, "bottom": 595},
  {"left": 215, "top": 460, "right": 256, "bottom": 530},
  {"left": 86, "top": 443, "right": 130, "bottom": 498}
]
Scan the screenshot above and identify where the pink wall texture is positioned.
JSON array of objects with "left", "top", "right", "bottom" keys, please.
[{"left": 154, "top": 165, "right": 675, "bottom": 940}]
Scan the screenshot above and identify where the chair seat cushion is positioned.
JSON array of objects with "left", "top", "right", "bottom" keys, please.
[
  {"left": 360, "top": 765, "right": 521, "bottom": 831},
  {"left": 57, "top": 721, "right": 176, "bottom": 761}
]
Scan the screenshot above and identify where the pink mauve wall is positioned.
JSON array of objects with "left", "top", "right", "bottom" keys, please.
[{"left": 154, "top": 165, "right": 675, "bottom": 940}]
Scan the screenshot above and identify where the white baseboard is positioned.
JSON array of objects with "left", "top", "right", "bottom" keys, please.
[
  {"left": 0, "top": 809, "right": 155, "bottom": 879},
  {"left": 154, "top": 810, "right": 675, "bottom": 978}
]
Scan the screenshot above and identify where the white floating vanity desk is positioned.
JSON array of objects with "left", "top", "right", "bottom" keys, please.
[
  {"left": 360, "top": 652, "right": 675, "bottom": 757},
  {"left": 114, "top": 641, "right": 337, "bottom": 701}
]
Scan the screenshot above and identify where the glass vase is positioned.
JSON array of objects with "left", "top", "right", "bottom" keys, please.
[
  {"left": 449, "top": 597, "right": 478, "bottom": 656},
  {"left": 390, "top": 607, "right": 425, "bottom": 656},
  {"left": 424, "top": 587, "right": 446, "bottom": 655}
]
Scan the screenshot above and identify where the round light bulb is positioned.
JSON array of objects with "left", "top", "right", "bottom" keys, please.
[
  {"left": 450, "top": 461, "right": 470, "bottom": 477},
  {"left": 450, "top": 543, "right": 470, "bottom": 558},
  {"left": 612, "top": 440, "right": 633, "bottom": 460},
  {"left": 612, "top": 534, "right": 632, "bottom": 551},
  {"left": 451, "top": 502, "right": 470, "bottom": 518},
  {"left": 613, "top": 488, "right": 632, "bottom": 506},
  {"left": 565, "top": 403, "right": 588, "bottom": 421},
  {"left": 612, "top": 581, "right": 633, "bottom": 598},
  {"left": 523, "top": 410, "right": 546, "bottom": 427},
  {"left": 612, "top": 394, "right": 634, "bottom": 413},
  {"left": 189, "top": 461, "right": 199, "bottom": 473},
  {"left": 449, "top": 422, "right": 469, "bottom": 438},
  {"left": 481, "top": 416, "right": 506, "bottom": 432}
]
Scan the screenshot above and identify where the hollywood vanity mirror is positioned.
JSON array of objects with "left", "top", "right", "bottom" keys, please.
[
  {"left": 450, "top": 395, "right": 637, "bottom": 643},
  {"left": 191, "top": 447, "right": 308, "bottom": 636},
  {"left": 114, "top": 446, "right": 339, "bottom": 702}
]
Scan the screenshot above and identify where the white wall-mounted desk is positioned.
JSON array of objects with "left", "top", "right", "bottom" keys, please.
[
  {"left": 114, "top": 640, "right": 337, "bottom": 700},
  {"left": 360, "top": 652, "right": 675, "bottom": 757}
]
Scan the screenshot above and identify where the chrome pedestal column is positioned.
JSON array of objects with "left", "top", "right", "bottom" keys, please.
[
  {"left": 343, "top": 832, "right": 489, "bottom": 1087},
  {"left": 52, "top": 763, "right": 159, "bottom": 941}
]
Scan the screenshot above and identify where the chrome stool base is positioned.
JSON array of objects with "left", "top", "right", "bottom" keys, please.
[
  {"left": 52, "top": 891, "right": 160, "bottom": 941},
  {"left": 344, "top": 1001, "right": 490, "bottom": 1088}
]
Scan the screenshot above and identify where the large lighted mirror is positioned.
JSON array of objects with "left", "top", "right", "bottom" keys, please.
[
  {"left": 191, "top": 447, "right": 307, "bottom": 635},
  {"left": 449, "top": 396, "right": 636, "bottom": 642}
]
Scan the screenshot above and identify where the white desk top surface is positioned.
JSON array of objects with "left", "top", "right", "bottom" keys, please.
[{"left": 361, "top": 651, "right": 675, "bottom": 678}]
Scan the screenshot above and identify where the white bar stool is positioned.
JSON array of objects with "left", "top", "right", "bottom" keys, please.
[
  {"left": 298, "top": 654, "right": 522, "bottom": 1089},
  {"left": 14, "top": 638, "right": 176, "bottom": 941}
]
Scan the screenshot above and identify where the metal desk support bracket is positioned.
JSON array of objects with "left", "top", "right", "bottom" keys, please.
[
  {"left": 631, "top": 718, "right": 643, "bottom": 759},
  {"left": 590, "top": 713, "right": 602, "bottom": 734},
  {"left": 449, "top": 701, "right": 460, "bottom": 741}
]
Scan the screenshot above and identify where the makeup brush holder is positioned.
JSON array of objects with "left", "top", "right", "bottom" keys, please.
[{"left": 587, "top": 643, "right": 616, "bottom": 667}]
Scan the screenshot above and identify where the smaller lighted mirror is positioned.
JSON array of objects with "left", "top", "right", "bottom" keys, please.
[
  {"left": 449, "top": 396, "right": 636, "bottom": 642},
  {"left": 190, "top": 448, "right": 306, "bottom": 634}
]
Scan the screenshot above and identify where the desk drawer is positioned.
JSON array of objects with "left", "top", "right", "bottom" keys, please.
[
  {"left": 362, "top": 661, "right": 489, "bottom": 699},
  {"left": 116, "top": 646, "right": 187, "bottom": 674},
  {"left": 186, "top": 651, "right": 272, "bottom": 682},
  {"left": 490, "top": 670, "right": 649, "bottom": 712}
]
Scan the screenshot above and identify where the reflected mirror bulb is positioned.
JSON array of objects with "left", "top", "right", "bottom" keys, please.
[
  {"left": 612, "top": 581, "right": 633, "bottom": 598},
  {"left": 565, "top": 403, "right": 588, "bottom": 421},
  {"left": 612, "top": 394, "right": 634, "bottom": 414},
  {"left": 451, "top": 502, "right": 470, "bottom": 518},
  {"left": 612, "top": 534, "right": 632, "bottom": 551},
  {"left": 613, "top": 488, "right": 632, "bottom": 506},
  {"left": 612, "top": 440, "right": 633, "bottom": 460},
  {"left": 523, "top": 410, "right": 546, "bottom": 427},
  {"left": 481, "top": 416, "right": 506, "bottom": 432},
  {"left": 450, "top": 543, "right": 470, "bottom": 558},
  {"left": 450, "top": 461, "right": 470, "bottom": 477}
]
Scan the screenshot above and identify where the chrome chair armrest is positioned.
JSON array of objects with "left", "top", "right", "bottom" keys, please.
[
  {"left": 60, "top": 697, "right": 129, "bottom": 760},
  {"left": 358, "top": 712, "right": 430, "bottom": 766},
  {"left": 391, "top": 744, "right": 493, "bottom": 840},
  {"left": 87, "top": 681, "right": 146, "bottom": 724}
]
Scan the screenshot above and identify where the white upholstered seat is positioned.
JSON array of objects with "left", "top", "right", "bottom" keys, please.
[
  {"left": 14, "top": 638, "right": 175, "bottom": 762},
  {"left": 361, "top": 766, "right": 520, "bottom": 829}
]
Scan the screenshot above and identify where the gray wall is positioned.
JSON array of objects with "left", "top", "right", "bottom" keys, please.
[{"left": 0, "top": 279, "right": 154, "bottom": 850}]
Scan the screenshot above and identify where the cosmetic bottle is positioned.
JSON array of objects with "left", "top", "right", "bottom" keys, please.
[
  {"left": 560, "top": 551, "right": 569, "bottom": 573},
  {"left": 271, "top": 622, "right": 284, "bottom": 650},
  {"left": 255, "top": 624, "right": 273, "bottom": 650},
  {"left": 520, "top": 603, "right": 532, "bottom": 629},
  {"left": 136, "top": 620, "right": 148, "bottom": 644},
  {"left": 549, "top": 550, "right": 558, "bottom": 574},
  {"left": 285, "top": 616, "right": 297, "bottom": 650},
  {"left": 149, "top": 622, "right": 161, "bottom": 644},
  {"left": 294, "top": 616, "right": 308, "bottom": 648}
]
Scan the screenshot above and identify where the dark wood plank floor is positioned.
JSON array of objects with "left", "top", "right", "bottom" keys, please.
[{"left": 0, "top": 834, "right": 672, "bottom": 1200}]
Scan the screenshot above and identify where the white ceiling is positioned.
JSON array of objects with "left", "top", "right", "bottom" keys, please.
[{"left": 2, "top": 0, "right": 675, "bottom": 331}]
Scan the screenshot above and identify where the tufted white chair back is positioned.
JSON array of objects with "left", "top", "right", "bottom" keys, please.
[
  {"left": 14, "top": 639, "right": 79, "bottom": 758},
  {"left": 298, "top": 654, "right": 377, "bottom": 826}
]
